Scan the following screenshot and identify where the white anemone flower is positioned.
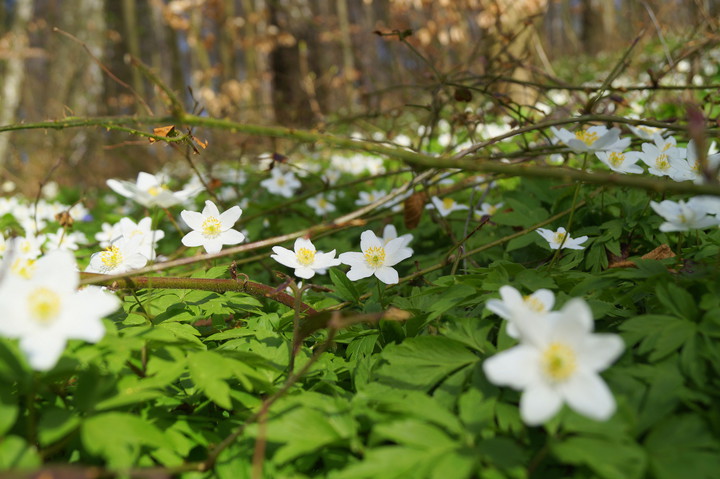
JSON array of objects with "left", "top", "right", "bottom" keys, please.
[
  {"left": 306, "top": 194, "right": 336, "bottom": 215},
  {"left": 260, "top": 168, "right": 301, "bottom": 198},
  {"left": 381, "top": 224, "right": 413, "bottom": 258},
  {"left": 86, "top": 236, "right": 149, "bottom": 274},
  {"left": 475, "top": 202, "right": 504, "bottom": 218},
  {"left": 551, "top": 126, "right": 629, "bottom": 153},
  {"left": 271, "top": 238, "right": 341, "bottom": 279},
  {"left": 649, "top": 198, "right": 720, "bottom": 232},
  {"left": 44, "top": 229, "right": 87, "bottom": 252},
  {"left": 594, "top": 151, "right": 644, "bottom": 174},
  {"left": 355, "top": 189, "right": 387, "bottom": 207},
  {"left": 0, "top": 250, "right": 119, "bottom": 371},
  {"left": 483, "top": 298, "right": 624, "bottom": 425},
  {"left": 180, "top": 200, "right": 244, "bottom": 254},
  {"left": 486, "top": 285, "right": 559, "bottom": 339},
  {"left": 427, "top": 196, "right": 470, "bottom": 217},
  {"left": 107, "top": 172, "right": 202, "bottom": 208},
  {"left": 117, "top": 217, "right": 165, "bottom": 260},
  {"left": 628, "top": 124, "right": 666, "bottom": 140},
  {"left": 638, "top": 135, "right": 686, "bottom": 178},
  {"left": 536, "top": 227, "right": 588, "bottom": 250},
  {"left": 339, "top": 230, "right": 413, "bottom": 284}
]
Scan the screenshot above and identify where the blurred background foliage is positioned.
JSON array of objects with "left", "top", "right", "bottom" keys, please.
[{"left": 1, "top": 0, "right": 719, "bottom": 193}]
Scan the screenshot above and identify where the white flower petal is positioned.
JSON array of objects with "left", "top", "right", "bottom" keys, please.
[
  {"left": 346, "top": 264, "right": 374, "bottom": 281},
  {"left": 483, "top": 345, "right": 539, "bottom": 389},
  {"left": 561, "top": 371, "right": 616, "bottom": 421},
  {"left": 219, "top": 205, "right": 242, "bottom": 227},
  {"left": 219, "top": 229, "right": 244, "bottom": 246},
  {"left": 182, "top": 231, "right": 206, "bottom": 248},
  {"left": 360, "top": 230, "right": 382, "bottom": 252},
  {"left": 520, "top": 383, "right": 564, "bottom": 426},
  {"left": 181, "top": 210, "right": 204, "bottom": 230},
  {"left": 374, "top": 266, "right": 399, "bottom": 284}
]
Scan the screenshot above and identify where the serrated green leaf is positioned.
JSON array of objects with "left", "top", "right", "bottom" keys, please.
[
  {"left": 188, "top": 350, "right": 233, "bottom": 409},
  {"left": 645, "top": 414, "right": 720, "bottom": 479},
  {"left": 374, "top": 419, "right": 455, "bottom": 448},
  {"left": 330, "top": 268, "right": 360, "bottom": 302},
  {"left": 81, "top": 412, "right": 167, "bottom": 468},
  {"left": 552, "top": 435, "right": 646, "bottom": 479},
  {"left": 375, "top": 336, "right": 478, "bottom": 391}
]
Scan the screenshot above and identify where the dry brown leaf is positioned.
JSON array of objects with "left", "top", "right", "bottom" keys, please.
[
  {"left": 382, "top": 307, "right": 412, "bottom": 322},
  {"left": 608, "top": 244, "right": 676, "bottom": 269},
  {"left": 404, "top": 192, "right": 427, "bottom": 230},
  {"left": 149, "top": 125, "right": 176, "bottom": 143}
]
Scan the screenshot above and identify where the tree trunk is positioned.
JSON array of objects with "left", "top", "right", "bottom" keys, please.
[{"left": 0, "top": 0, "right": 34, "bottom": 168}]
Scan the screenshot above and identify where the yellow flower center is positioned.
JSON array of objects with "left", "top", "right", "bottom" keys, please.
[
  {"left": 655, "top": 154, "right": 670, "bottom": 171},
  {"left": 574, "top": 130, "right": 599, "bottom": 146},
  {"left": 662, "top": 142, "right": 672, "bottom": 152},
  {"left": 147, "top": 185, "right": 167, "bottom": 197},
  {"left": 608, "top": 152, "right": 625, "bottom": 168},
  {"left": 442, "top": 198, "right": 455, "bottom": 210},
  {"left": 541, "top": 342, "right": 577, "bottom": 381},
  {"left": 364, "top": 246, "right": 386, "bottom": 268},
  {"left": 11, "top": 257, "right": 36, "bottom": 279},
  {"left": 553, "top": 232, "right": 567, "bottom": 245},
  {"left": 28, "top": 287, "right": 62, "bottom": 324},
  {"left": 277, "top": 177, "right": 286, "bottom": 186},
  {"left": 100, "top": 245, "right": 124, "bottom": 269},
  {"left": 523, "top": 295, "right": 546, "bottom": 313},
  {"left": 317, "top": 198, "right": 328, "bottom": 208},
  {"left": 487, "top": 205, "right": 498, "bottom": 215},
  {"left": 201, "top": 217, "right": 222, "bottom": 238},
  {"left": 20, "top": 240, "right": 33, "bottom": 255},
  {"left": 296, "top": 247, "right": 316, "bottom": 266}
]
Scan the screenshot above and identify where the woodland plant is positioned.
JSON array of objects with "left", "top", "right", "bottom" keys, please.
[{"left": 2, "top": 42, "right": 720, "bottom": 479}]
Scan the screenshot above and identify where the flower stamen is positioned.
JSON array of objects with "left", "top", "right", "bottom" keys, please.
[
  {"left": 28, "top": 287, "right": 62, "bottom": 324},
  {"left": 201, "top": 217, "right": 222, "bottom": 238},
  {"left": 296, "top": 248, "right": 316, "bottom": 266},
  {"left": 574, "top": 130, "right": 599, "bottom": 146},
  {"left": 364, "top": 246, "right": 386, "bottom": 268},
  {"left": 541, "top": 342, "right": 577, "bottom": 382},
  {"left": 100, "top": 245, "right": 123, "bottom": 270}
]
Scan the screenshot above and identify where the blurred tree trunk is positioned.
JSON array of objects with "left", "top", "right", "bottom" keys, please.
[
  {"left": 48, "top": 0, "right": 106, "bottom": 166},
  {"left": 122, "top": 0, "right": 146, "bottom": 105},
  {"left": 0, "top": 0, "right": 34, "bottom": 168},
  {"left": 483, "top": 0, "right": 548, "bottom": 107}
]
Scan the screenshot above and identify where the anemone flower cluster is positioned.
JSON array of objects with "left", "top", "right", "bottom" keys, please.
[
  {"left": 269, "top": 225, "right": 414, "bottom": 285},
  {"left": 0, "top": 250, "right": 120, "bottom": 371},
  {"left": 483, "top": 285, "right": 625, "bottom": 425}
]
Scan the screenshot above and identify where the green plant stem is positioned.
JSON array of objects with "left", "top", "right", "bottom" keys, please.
[
  {"left": 548, "top": 154, "right": 591, "bottom": 269},
  {"left": 80, "top": 273, "right": 317, "bottom": 315}
]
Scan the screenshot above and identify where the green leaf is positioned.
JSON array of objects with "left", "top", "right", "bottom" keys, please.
[
  {"left": 645, "top": 414, "right": 720, "bottom": 479},
  {"left": 38, "top": 407, "right": 81, "bottom": 446},
  {"left": 0, "top": 436, "right": 41, "bottom": 470},
  {"left": 620, "top": 315, "right": 696, "bottom": 362},
  {"left": 81, "top": 412, "right": 166, "bottom": 468},
  {"left": 374, "top": 419, "right": 454, "bottom": 448},
  {"left": 188, "top": 350, "right": 233, "bottom": 409},
  {"left": 262, "top": 394, "right": 357, "bottom": 464},
  {"left": 552, "top": 435, "right": 646, "bottom": 479},
  {"left": 375, "top": 336, "right": 478, "bottom": 391},
  {"left": 0, "top": 387, "right": 19, "bottom": 436},
  {"left": 655, "top": 283, "right": 699, "bottom": 320},
  {"left": 330, "top": 268, "right": 360, "bottom": 302}
]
